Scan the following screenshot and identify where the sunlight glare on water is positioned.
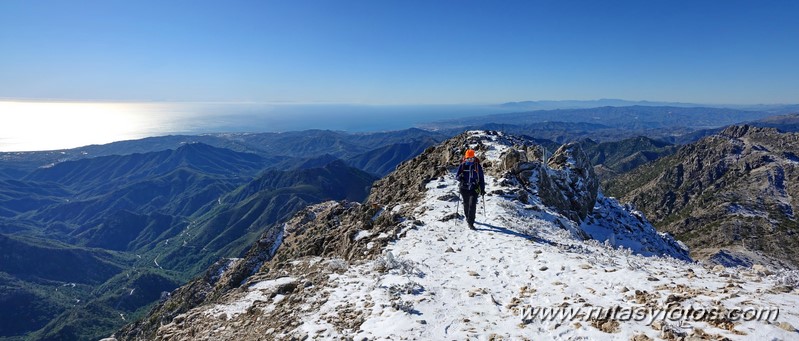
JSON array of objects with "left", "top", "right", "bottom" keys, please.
[{"left": 0, "top": 101, "right": 178, "bottom": 152}]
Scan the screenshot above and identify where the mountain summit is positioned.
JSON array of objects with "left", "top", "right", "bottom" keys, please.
[{"left": 117, "top": 131, "right": 799, "bottom": 340}]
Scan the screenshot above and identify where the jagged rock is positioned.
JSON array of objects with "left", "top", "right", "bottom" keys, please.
[
  {"left": 494, "top": 142, "right": 600, "bottom": 223},
  {"left": 753, "top": 264, "right": 773, "bottom": 276},
  {"left": 274, "top": 279, "right": 298, "bottom": 295},
  {"left": 516, "top": 189, "right": 529, "bottom": 204},
  {"left": 542, "top": 143, "right": 600, "bottom": 222},
  {"left": 499, "top": 148, "right": 523, "bottom": 173},
  {"left": 779, "top": 322, "right": 797, "bottom": 332},
  {"left": 770, "top": 285, "right": 793, "bottom": 294},
  {"left": 591, "top": 319, "right": 620, "bottom": 333},
  {"left": 659, "top": 323, "right": 687, "bottom": 340},
  {"left": 719, "top": 124, "right": 753, "bottom": 138},
  {"left": 437, "top": 194, "right": 460, "bottom": 202},
  {"left": 664, "top": 294, "right": 684, "bottom": 305},
  {"left": 440, "top": 212, "right": 461, "bottom": 222}
]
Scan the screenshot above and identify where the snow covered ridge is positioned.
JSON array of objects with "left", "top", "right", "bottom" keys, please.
[{"left": 119, "top": 130, "right": 799, "bottom": 340}]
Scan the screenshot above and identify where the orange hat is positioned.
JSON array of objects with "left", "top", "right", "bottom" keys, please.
[{"left": 464, "top": 149, "right": 475, "bottom": 158}]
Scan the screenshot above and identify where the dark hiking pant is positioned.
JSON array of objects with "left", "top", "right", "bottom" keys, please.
[{"left": 460, "top": 188, "right": 479, "bottom": 226}]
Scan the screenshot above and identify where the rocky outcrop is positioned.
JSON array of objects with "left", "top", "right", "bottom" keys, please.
[
  {"left": 606, "top": 125, "right": 799, "bottom": 267},
  {"left": 495, "top": 144, "right": 545, "bottom": 174},
  {"left": 497, "top": 141, "right": 599, "bottom": 222},
  {"left": 544, "top": 143, "right": 600, "bottom": 221}
]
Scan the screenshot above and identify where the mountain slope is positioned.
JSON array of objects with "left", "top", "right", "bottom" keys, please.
[
  {"left": 0, "top": 234, "right": 129, "bottom": 284},
  {"left": 750, "top": 113, "right": 799, "bottom": 132},
  {"left": 109, "top": 131, "right": 799, "bottom": 341},
  {"left": 581, "top": 136, "right": 678, "bottom": 180},
  {"left": 0, "top": 179, "right": 71, "bottom": 217},
  {"left": 0, "top": 144, "right": 378, "bottom": 340},
  {"left": 344, "top": 137, "right": 440, "bottom": 176},
  {"left": 206, "top": 127, "right": 447, "bottom": 160},
  {"left": 0, "top": 235, "right": 135, "bottom": 340},
  {"left": 24, "top": 143, "right": 267, "bottom": 196},
  {"left": 606, "top": 125, "right": 799, "bottom": 267},
  {"left": 28, "top": 169, "right": 241, "bottom": 237},
  {"left": 128, "top": 160, "right": 378, "bottom": 278}
]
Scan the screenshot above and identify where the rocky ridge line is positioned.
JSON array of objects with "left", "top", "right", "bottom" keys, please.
[{"left": 116, "top": 131, "right": 687, "bottom": 340}]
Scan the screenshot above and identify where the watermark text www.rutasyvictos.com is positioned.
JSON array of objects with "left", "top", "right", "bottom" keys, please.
[{"left": 520, "top": 305, "right": 780, "bottom": 325}]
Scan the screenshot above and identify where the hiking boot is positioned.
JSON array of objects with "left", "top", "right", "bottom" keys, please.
[{"left": 468, "top": 222, "right": 475, "bottom": 230}]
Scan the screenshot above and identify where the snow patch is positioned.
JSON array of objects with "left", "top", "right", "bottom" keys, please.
[
  {"left": 727, "top": 203, "right": 767, "bottom": 218},
  {"left": 204, "top": 277, "right": 296, "bottom": 320},
  {"left": 353, "top": 230, "right": 372, "bottom": 241},
  {"left": 371, "top": 208, "right": 384, "bottom": 222}
]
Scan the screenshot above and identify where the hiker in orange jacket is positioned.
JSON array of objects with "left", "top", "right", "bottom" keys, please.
[{"left": 456, "top": 149, "right": 485, "bottom": 230}]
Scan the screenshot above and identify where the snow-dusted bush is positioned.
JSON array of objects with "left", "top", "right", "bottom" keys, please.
[
  {"left": 374, "top": 252, "right": 424, "bottom": 277},
  {"left": 387, "top": 281, "right": 425, "bottom": 296},
  {"left": 774, "top": 270, "right": 799, "bottom": 288},
  {"left": 327, "top": 258, "right": 349, "bottom": 273},
  {"left": 391, "top": 299, "right": 417, "bottom": 314}
]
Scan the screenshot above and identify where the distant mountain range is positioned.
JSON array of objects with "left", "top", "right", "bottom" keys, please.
[
  {"left": 499, "top": 99, "right": 705, "bottom": 110},
  {"left": 425, "top": 105, "right": 776, "bottom": 131},
  {"left": 421, "top": 106, "right": 799, "bottom": 146},
  {"left": 499, "top": 99, "right": 799, "bottom": 113}
]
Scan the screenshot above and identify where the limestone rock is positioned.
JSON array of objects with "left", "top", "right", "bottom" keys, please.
[{"left": 540, "top": 143, "right": 600, "bottom": 222}]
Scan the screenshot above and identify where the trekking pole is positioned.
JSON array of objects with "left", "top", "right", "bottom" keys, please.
[
  {"left": 455, "top": 192, "right": 460, "bottom": 216},
  {"left": 482, "top": 193, "right": 486, "bottom": 218}
]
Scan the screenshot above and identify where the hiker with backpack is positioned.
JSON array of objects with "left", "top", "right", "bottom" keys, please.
[{"left": 456, "top": 149, "right": 485, "bottom": 230}]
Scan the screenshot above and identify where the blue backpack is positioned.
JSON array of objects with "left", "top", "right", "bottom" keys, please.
[{"left": 460, "top": 160, "right": 481, "bottom": 191}]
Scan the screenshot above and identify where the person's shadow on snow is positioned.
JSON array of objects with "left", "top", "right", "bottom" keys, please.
[{"left": 473, "top": 222, "right": 558, "bottom": 246}]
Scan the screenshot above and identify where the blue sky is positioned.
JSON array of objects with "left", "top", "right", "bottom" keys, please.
[{"left": 1, "top": 0, "right": 798, "bottom": 105}]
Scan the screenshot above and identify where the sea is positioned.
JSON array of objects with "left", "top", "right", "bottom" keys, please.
[{"left": 0, "top": 101, "right": 499, "bottom": 152}]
